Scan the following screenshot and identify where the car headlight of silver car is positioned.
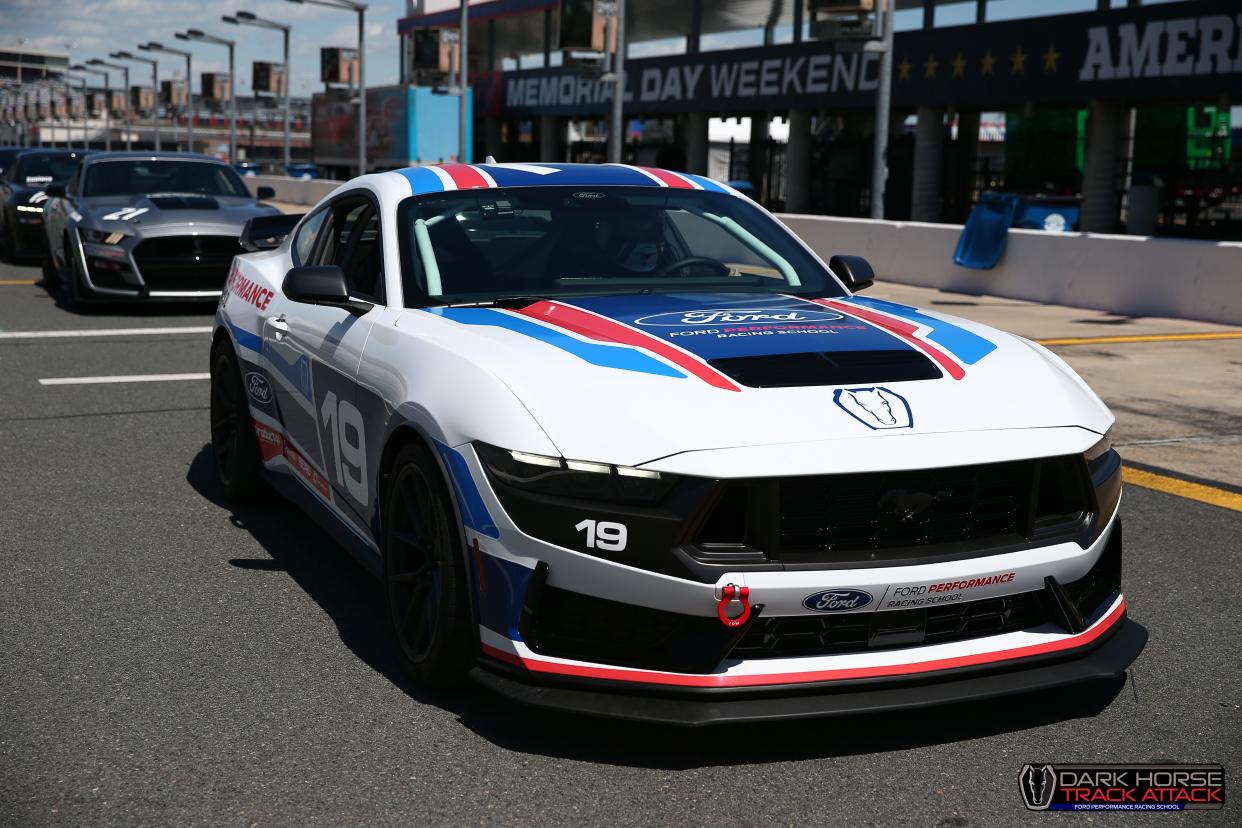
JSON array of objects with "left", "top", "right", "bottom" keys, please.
[
  {"left": 79, "top": 228, "right": 129, "bottom": 245},
  {"left": 474, "top": 442, "right": 677, "bottom": 505}
]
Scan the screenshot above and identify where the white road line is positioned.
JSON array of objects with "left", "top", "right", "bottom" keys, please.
[
  {"left": 0, "top": 326, "right": 212, "bottom": 340},
  {"left": 39, "top": 373, "right": 210, "bottom": 386}
]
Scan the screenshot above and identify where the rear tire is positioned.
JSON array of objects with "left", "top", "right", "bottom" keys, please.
[
  {"left": 383, "top": 443, "right": 472, "bottom": 687},
  {"left": 210, "top": 341, "right": 265, "bottom": 500}
]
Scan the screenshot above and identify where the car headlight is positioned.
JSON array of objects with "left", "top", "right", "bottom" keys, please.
[
  {"left": 16, "top": 204, "right": 43, "bottom": 213},
  {"left": 474, "top": 442, "right": 677, "bottom": 505},
  {"left": 80, "top": 228, "right": 128, "bottom": 245},
  {"left": 1084, "top": 428, "right": 1113, "bottom": 465}
]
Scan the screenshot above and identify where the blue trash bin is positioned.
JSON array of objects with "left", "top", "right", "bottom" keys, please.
[
  {"left": 1013, "top": 197, "right": 1081, "bottom": 233},
  {"left": 286, "top": 163, "right": 318, "bottom": 180}
]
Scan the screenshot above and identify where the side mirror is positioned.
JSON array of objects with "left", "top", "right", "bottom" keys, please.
[
  {"left": 829, "top": 254, "right": 875, "bottom": 292},
  {"left": 282, "top": 265, "right": 372, "bottom": 316},
  {"left": 44, "top": 183, "right": 66, "bottom": 198},
  {"left": 256, "top": 185, "right": 275, "bottom": 201}
]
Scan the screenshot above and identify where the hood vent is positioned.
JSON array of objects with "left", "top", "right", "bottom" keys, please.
[
  {"left": 146, "top": 195, "right": 219, "bottom": 210},
  {"left": 708, "top": 350, "right": 942, "bottom": 388}
]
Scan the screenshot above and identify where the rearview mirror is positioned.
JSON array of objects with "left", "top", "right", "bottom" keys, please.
[
  {"left": 829, "top": 255, "right": 875, "bottom": 292},
  {"left": 44, "top": 183, "right": 66, "bottom": 198},
  {"left": 256, "top": 185, "right": 275, "bottom": 201},
  {"left": 282, "top": 265, "right": 372, "bottom": 316}
]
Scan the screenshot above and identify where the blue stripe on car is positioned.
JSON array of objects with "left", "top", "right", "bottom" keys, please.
[
  {"left": 475, "top": 553, "right": 534, "bottom": 642},
  {"left": 395, "top": 165, "right": 447, "bottom": 196},
  {"left": 843, "top": 296, "right": 998, "bottom": 365},
  {"left": 422, "top": 307, "right": 687, "bottom": 379},
  {"left": 229, "top": 321, "right": 263, "bottom": 354},
  {"left": 434, "top": 441, "right": 501, "bottom": 539}
]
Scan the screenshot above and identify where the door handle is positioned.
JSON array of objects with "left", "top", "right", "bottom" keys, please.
[{"left": 269, "top": 315, "right": 289, "bottom": 342}]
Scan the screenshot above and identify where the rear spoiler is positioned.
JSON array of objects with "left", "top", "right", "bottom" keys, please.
[{"left": 240, "top": 213, "right": 304, "bottom": 252}]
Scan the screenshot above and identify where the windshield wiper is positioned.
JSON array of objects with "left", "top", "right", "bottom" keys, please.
[{"left": 439, "top": 295, "right": 555, "bottom": 309}]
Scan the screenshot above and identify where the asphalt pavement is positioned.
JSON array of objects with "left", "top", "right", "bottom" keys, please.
[{"left": 1, "top": 263, "right": 1238, "bottom": 827}]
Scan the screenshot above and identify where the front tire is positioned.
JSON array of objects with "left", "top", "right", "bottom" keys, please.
[
  {"left": 210, "top": 341, "right": 265, "bottom": 500},
  {"left": 383, "top": 443, "right": 472, "bottom": 687},
  {"left": 41, "top": 233, "right": 59, "bottom": 290}
]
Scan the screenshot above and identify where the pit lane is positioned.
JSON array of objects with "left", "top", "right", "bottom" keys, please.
[{"left": 0, "top": 262, "right": 1237, "bottom": 827}]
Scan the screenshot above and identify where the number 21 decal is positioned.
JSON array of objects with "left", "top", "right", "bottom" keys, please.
[{"left": 320, "top": 391, "right": 368, "bottom": 504}]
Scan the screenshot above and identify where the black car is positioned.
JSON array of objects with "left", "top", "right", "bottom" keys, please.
[{"left": 0, "top": 149, "right": 89, "bottom": 262}]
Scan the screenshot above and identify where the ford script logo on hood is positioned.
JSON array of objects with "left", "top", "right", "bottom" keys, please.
[
  {"left": 802, "top": 589, "right": 873, "bottom": 613},
  {"left": 635, "top": 308, "right": 843, "bottom": 326},
  {"left": 245, "top": 371, "right": 272, "bottom": 404}
]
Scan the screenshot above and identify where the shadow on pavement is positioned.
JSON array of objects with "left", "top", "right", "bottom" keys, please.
[{"left": 187, "top": 444, "right": 1126, "bottom": 770}]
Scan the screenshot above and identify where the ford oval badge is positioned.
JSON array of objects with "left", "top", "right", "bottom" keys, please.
[{"left": 802, "top": 589, "right": 873, "bottom": 613}]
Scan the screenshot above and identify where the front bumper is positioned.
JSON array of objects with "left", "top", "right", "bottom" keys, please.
[
  {"left": 73, "top": 229, "right": 239, "bottom": 302},
  {"left": 470, "top": 607, "right": 1145, "bottom": 725}
]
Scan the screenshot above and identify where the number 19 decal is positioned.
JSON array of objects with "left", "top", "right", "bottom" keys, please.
[
  {"left": 575, "top": 519, "right": 628, "bottom": 551},
  {"left": 320, "top": 391, "right": 368, "bottom": 504}
]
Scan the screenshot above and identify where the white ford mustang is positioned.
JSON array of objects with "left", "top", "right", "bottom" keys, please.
[{"left": 211, "top": 162, "right": 1144, "bottom": 725}]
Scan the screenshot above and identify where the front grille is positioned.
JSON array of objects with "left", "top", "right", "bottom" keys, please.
[
  {"left": 692, "top": 456, "right": 1091, "bottom": 567},
  {"left": 132, "top": 235, "right": 242, "bottom": 291},
  {"left": 780, "top": 461, "right": 1031, "bottom": 553}
]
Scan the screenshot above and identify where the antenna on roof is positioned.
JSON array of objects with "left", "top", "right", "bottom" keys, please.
[{"left": 484, "top": 155, "right": 498, "bottom": 164}]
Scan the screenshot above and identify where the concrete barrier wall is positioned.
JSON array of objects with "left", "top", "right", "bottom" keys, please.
[
  {"left": 779, "top": 214, "right": 1242, "bottom": 326},
  {"left": 243, "top": 175, "right": 340, "bottom": 207}
]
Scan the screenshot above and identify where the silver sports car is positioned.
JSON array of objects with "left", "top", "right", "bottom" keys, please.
[{"left": 42, "top": 152, "right": 282, "bottom": 307}]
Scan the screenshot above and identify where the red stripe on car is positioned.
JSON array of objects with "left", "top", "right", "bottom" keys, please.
[
  {"left": 481, "top": 600, "right": 1127, "bottom": 688},
  {"left": 513, "top": 300, "right": 741, "bottom": 392},
  {"left": 439, "top": 163, "right": 491, "bottom": 190},
  {"left": 813, "top": 298, "right": 967, "bottom": 380},
  {"left": 640, "top": 167, "right": 694, "bottom": 188}
]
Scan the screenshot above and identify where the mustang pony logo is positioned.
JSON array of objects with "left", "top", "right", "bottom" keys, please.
[
  {"left": 634, "top": 308, "right": 843, "bottom": 327},
  {"left": 1019, "top": 764, "right": 1058, "bottom": 810},
  {"left": 880, "top": 489, "right": 940, "bottom": 523},
  {"left": 833, "top": 386, "right": 913, "bottom": 430}
]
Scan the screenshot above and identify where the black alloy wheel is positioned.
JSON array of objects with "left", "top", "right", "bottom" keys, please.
[
  {"left": 210, "top": 342, "right": 264, "bottom": 500},
  {"left": 384, "top": 443, "right": 471, "bottom": 686}
]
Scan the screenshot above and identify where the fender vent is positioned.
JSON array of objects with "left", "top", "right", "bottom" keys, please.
[{"left": 708, "top": 349, "right": 941, "bottom": 388}]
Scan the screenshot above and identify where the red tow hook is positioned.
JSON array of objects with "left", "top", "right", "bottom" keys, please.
[{"left": 717, "top": 583, "right": 752, "bottom": 628}]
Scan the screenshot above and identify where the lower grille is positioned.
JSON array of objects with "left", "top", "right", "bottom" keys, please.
[
  {"left": 132, "top": 235, "right": 241, "bottom": 291},
  {"left": 731, "top": 593, "right": 1047, "bottom": 659},
  {"left": 526, "top": 586, "right": 739, "bottom": 674}
]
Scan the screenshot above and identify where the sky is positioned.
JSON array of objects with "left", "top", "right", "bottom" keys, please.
[{"left": 0, "top": 0, "right": 1196, "bottom": 97}]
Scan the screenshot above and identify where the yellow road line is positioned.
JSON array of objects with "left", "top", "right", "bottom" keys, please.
[
  {"left": 1123, "top": 467, "right": 1242, "bottom": 513},
  {"left": 1038, "top": 331, "right": 1242, "bottom": 346},
  {"left": 0, "top": 279, "right": 36, "bottom": 286}
]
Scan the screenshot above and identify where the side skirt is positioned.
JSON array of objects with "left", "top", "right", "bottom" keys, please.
[{"left": 263, "top": 467, "right": 384, "bottom": 580}]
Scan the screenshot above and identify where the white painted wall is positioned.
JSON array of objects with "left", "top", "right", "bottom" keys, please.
[
  {"left": 779, "top": 214, "right": 1242, "bottom": 326},
  {"left": 244, "top": 175, "right": 339, "bottom": 207}
]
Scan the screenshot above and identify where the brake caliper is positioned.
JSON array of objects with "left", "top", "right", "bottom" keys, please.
[{"left": 716, "top": 583, "right": 752, "bottom": 628}]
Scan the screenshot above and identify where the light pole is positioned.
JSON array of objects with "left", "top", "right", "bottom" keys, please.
[
  {"left": 113, "top": 51, "right": 160, "bottom": 151},
  {"left": 141, "top": 42, "right": 193, "bottom": 152},
  {"left": 223, "top": 11, "right": 292, "bottom": 171},
  {"left": 65, "top": 74, "right": 90, "bottom": 149},
  {"left": 868, "top": 1, "right": 895, "bottom": 219},
  {"left": 88, "top": 59, "right": 131, "bottom": 151},
  {"left": 73, "top": 64, "right": 112, "bottom": 151},
  {"left": 607, "top": 0, "right": 626, "bottom": 164},
  {"left": 288, "top": 0, "right": 367, "bottom": 176},
  {"left": 459, "top": 0, "right": 468, "bottom": 162},
  {"left": 177, "top": 30, "right": 237, "bottom": 163}
]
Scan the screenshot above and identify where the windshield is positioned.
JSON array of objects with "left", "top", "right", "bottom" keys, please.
[
  {"left": 13, "top": 153, "right": 83, "bottom": 187},
  {"left": 0, "top": 149, "right": 20, "bottom": 176},
  {"left": 83, "top": 160, "right": 251, "bottom": 198},
  {"left": 396, "top": 186, "right": 842, "bottom": 306}
]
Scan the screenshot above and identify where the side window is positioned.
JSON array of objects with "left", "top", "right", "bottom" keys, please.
[
  {"left": 67, "top": 165, "right": 80, "bottom": 197},
  {"left": 293, "top": 208, "right": 329, "bottom": 265},
  {"left": 320, "top": 197, "right": 384, "bottom": 303}
]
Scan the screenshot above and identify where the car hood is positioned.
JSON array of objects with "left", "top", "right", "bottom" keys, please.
[
  {"left": 79, "top": 194, "right": 278, "bottom": 232},
  {"left": 413, "top": 292, "right": 1112, "bottom": 467}
]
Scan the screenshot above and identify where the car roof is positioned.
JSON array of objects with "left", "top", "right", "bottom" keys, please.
[
  {"left": 83, "top": 151, "right": 227, "bottom": 165},
  {"left": 382, "top": 162, "right": 741, "bottom": 198},
  {"left": 12, "top": 148, "right": 90, "bottom": 159}
]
